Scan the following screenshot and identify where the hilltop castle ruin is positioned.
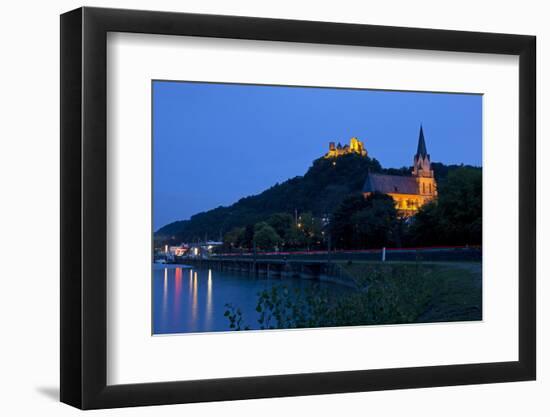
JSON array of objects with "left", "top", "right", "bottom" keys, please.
[{"left": 324, "top": 137, "right": 368, "bottom": 158}]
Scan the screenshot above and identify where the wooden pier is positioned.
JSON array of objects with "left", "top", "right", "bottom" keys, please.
[{"left": 184, "top": 257, "right": 358, "bottom": 288}]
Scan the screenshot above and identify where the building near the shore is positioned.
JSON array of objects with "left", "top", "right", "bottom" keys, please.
[
  {"left": 168, "top": 244, "right": 189, "bottom": 257},
  {"left": 363, "top": 126, "right": 437, "bottom": 217}
]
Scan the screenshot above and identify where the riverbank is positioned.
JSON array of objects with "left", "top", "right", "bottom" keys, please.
[
  {"left": 339, "top": 261, "right": 482, "bottom": 323},
  {"left": 153, "top": 260, "right": 482, "bottom": 334}
]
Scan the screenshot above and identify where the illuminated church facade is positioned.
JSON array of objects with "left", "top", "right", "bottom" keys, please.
[{"left": 362, "top": 126, "right": 438, "bottom": 217}]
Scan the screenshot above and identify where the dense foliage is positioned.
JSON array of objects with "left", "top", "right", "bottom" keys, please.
[
  {"left": 330, "top": 192, "right": 399, "bottom": 249},
  {"left": 406, "top": 167, "right": 482, "bottom": 246}
]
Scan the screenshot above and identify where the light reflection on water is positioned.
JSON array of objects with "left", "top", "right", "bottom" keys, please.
[
  {"left": 192, "top": 271, "right": 198, "bottom": 323},
  {"left": 152, "top": 264, "right": 347, "bottom": 335},
  {"left": 173, "top": 267, "right": 182, "bottom": 324},
  {"left": 162, "top": 268, "right": 168, "bottom": 325},
  {"left": 206, "top": 269, "right": 213, "bottom": 329}
]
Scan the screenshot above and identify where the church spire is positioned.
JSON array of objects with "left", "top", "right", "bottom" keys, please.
[
  {"left": 416, "top": 125, "right": 428, "bottom": 158},
  {"left": 412, "top": 124, "right": 433, "bottom": 178}
]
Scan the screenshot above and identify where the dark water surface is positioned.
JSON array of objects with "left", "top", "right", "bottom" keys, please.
[{"left": 153, "top": 264, "right": 348, "bottom": 334}]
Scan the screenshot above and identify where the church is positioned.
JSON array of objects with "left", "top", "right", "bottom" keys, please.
[{"left": 363, "top": 126, "right": 438, "bottom": 217}]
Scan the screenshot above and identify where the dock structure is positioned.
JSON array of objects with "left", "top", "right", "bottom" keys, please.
[
  {"left": 180, "top": 246, "right": 481, "bottom": 289},
  {"left": 184, "top": 257, "right": 358, "bottom": 288}
]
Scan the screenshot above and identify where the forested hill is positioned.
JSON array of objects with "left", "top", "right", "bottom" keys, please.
[
  {"left": 154, "top": 153, "right": 476, "bottom": 245},
  {"left": 155, "top": 154, "right": 380, "bottom": 244}
]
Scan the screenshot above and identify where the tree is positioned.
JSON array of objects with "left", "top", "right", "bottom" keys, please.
[
  {"left": 351, "top": 193, "right": 399, "bottom": 248},
  {"left": 408, "top": 167, "right": 482, "bottom": 246},
  {"left": 330, "top": 192, "right": 399, "bottom": 249},
  {"left": 223, "top": 227, "right": 245, "bottom": 250},
  {"left": 253, "top": 223, "right": 282, "bottom": 250},
  {"left": 296, "top": 212, "right": 323, "bottom": 250},
  {"left": 242, "top": 224, "right": 255, "bottom": 250},
  {"left": 405, "top": 201, "right": 441, "bottom": 245},
  {"left": 267, "top": 213, "right": 294, "bottom": 241},
  {"left": 330, "top": 193, "right": 370, "bottom": 249}
]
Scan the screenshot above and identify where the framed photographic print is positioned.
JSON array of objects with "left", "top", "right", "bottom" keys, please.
[{"left": 60, "top": 7, "right": 536, "bottom": 409}]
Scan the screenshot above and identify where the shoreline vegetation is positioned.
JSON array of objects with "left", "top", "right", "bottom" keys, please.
[{"left": 223, "top": 260, "right": 482, "bottom": 330}]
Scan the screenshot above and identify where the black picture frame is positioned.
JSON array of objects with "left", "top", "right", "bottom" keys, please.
[{"left": 60, "top": 6, "right": 536, "bottom": 410}]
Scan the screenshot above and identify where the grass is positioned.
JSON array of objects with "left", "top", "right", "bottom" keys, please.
[{"left": 338, "top": 261, "right": 482, "bottom": 323}]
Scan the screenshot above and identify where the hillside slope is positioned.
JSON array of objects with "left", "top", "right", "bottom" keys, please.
[{"left": 155, "top": 154, "right": 381, "bottom": 243}]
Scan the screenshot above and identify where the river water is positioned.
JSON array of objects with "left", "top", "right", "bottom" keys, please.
[{"left": 153, "top": 264, "right": 349, "bottom": 334}]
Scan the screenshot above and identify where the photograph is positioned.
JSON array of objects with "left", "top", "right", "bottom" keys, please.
[
  {"left": 0, "top": 0, "right": 541, "bottom": 413},
  {"left": 51, "top": 2, "right": 541, "bottom": 411},
  {"left": 152, "top": 81, "right": 483, "bottom": 335}
]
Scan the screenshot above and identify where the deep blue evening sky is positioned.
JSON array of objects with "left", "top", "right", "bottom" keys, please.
[{"left": 153, "top": 81, "right": 482, "bottom": 230}]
